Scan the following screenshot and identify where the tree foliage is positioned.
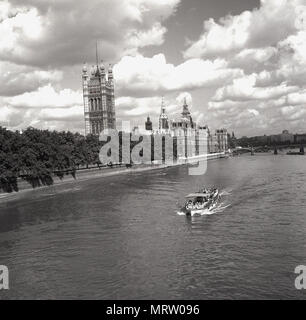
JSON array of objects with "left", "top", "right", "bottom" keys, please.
[
  {"left": 0, "top": 127, "right": 102, "bottom": 192},
  {"left": 0, "top": 127, "right": 178, "bottom": 193}
]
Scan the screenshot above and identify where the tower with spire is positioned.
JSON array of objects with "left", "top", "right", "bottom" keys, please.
[
  {"left": 181, "top": 97, "right": 194, "bottom": 128},
  {"left": 159, "top": 97, "right": 169, "bottom": 133},
  {"left": 82, "top": 43, "right": 116, "bottom": 135}
]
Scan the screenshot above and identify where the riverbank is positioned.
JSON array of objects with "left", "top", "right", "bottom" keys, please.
[{"left": 0, "top": 152, "right": 227, "bottom": 199}]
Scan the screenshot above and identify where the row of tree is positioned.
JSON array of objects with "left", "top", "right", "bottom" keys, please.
[
  {"left": 0, "top": 127, "right": 103, "bottom": 192},
  {"left": 0, "top": 127, "right": 179, "bottom": 193}
]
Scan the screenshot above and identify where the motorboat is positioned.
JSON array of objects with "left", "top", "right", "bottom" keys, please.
[{"left": 180, "top": 187, "right": 219, "bottom": 216}]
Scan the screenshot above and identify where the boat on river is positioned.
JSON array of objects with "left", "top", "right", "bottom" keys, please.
[{"left": 180, "top": 187, "right": 220, "bottom": 216}]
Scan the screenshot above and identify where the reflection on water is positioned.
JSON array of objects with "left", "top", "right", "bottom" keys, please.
[{"left": 1, "top": 155, "right": 306, "bottom": 299}]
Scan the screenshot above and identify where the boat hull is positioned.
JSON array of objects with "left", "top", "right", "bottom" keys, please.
[{"left": 182, "top": 191, "right": 219, "bottom": 216}]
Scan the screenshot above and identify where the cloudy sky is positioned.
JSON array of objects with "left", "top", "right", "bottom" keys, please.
[{"left": 1, "top": 0, "right": 306, "bottom": 137}]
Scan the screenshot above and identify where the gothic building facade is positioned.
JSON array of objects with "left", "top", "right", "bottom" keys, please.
[
  {"left": 171, "top": 97, "right": 195, "bottom": 130},
  {"left": 146, "top": 97, "right": 228, "bottom": 156},
  {"left": 82, "top": 55, "right": 116, "bottom": 136}
]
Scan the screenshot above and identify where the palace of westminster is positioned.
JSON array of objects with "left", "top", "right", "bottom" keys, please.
[{"left": 82, "top": 54, "right": 228, "bottom": 155}]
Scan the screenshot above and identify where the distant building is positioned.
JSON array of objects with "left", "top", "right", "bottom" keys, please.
[
  {"left": 270, "top": 130, "right": 294, "bottom": 144},
  {"left": 295, "top": 134, "right": 306, "bottom": 144},
  {"left": 216, "top": 129, "right": 228, "bottom": 152},
  {"left": 82, "top": 47, "right": 116, "bottom": 136},
  {"left": 228, "top": 131, "right": 238, "bottom": 149},
  {"left": 209, "top": 132, "right": 219, "bottom": 154},
  {"left": 238, "top": 130, "right": 299, "bottom": 147},
  {"left": 258, "top": 135, "right": 268, "bottom": 145},
  {"left": 209, "top": 129, "right": 228, "bottom": 153},
  {"left": 280, "top": 130, "right": 294, "bottom": 143},
  {"left": 270, "top": 134, "right": 281, "bottom": 144}
]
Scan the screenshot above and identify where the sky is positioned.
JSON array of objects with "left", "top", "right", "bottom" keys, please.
[{"left": 1, "top": 0, "right": 306, "bottom": 137}]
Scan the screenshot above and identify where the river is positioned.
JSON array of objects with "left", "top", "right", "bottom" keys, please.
[{"left": 1, "top": 154, "right": 306, "bottom": 299}]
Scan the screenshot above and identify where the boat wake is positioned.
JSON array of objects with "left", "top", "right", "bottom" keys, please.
[
  {"left": 177, "top": 203, "right": 230, "bottom": 216},
  {"left": 219, "top": 189, "right": 232, "bottom": 196},
  {"left": 177, "top": 189, "right": 231, "bottom": 216},
  {"left": 203, "top": 202, "right": 231, "bottom": 215}
]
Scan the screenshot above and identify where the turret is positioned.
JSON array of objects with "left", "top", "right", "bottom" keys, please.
[
  {"left": 82, "top": 63, "right": 89, "bottom": 120},
  {"left": 108, "top": 64, "right": 113, "bottom": 82},
  {"left": 181, "top": 96, "right": 193, "bottom": 128},
  {"left": 182, "top": 97, "right": 190, "bottom": 117},
  {"left": 100, "top": 60, "right": 106, "bottom": 78},
  {"left": 82, "top": 63, "right": 88, "bottom": 83},
  {"left": 145, "top": 116, "right": 153, "bottom": 131},
  {"left": 82, "top": 63, "right": 88, "bottom": 75},
  {"left": 159, "top": 97, "right": 169, "bottom": 131},
  {"left": 91, "top": 65, "right": 96, "bottom": 76}
]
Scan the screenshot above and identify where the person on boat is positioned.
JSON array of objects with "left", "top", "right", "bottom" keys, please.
[
  {"left": 186, "top": 200, "right": 193, "bottom": 210},
  {"left": 194, "top": 197, "right": 202, "bottom": 209}
]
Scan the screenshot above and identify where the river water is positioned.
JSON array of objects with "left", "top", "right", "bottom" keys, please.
[{"left": 1, "top": 154, "right": 306, "bottom": 299}]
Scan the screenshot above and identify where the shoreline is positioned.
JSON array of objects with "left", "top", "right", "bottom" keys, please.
[{"left": 0, "top": 152, "right": 227, "bottom": 201}]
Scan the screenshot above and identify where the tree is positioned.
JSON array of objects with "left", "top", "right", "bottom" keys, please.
[{"left": 0, "top": 127, "right": 108, "bottom": 192}]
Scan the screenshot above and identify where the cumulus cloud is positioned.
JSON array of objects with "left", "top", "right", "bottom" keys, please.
[
  {"left": 115, "top": 91, "right": 198, "bottom": 128},
  {"left": 276, "top": 30, "right": 306, "bottom": 85},
  {"left": 0, "top": 83, "right": 84, "bottom": 131},
  {"left": 117, "top": 94, "right": 182, "bottom": 117},
  {"left": 280, "top": 105, "right": 306, "bottom": 121},
  {"left": 115, "top": 54, "right": 243, "bottom": 96},
  {"left": 38, "top": 106, "right": 83, "bottom": 121},
  {"left": 4, "top": 84, "right": 82, "bottom": 108},
  {"left": 181, "top": 0, "right": 306, "bottom": 135},
  {"left": 176, "top": 92, "right": 192, "bottom": 106},
  {"left": 229, "top": 47, "right": 278, "bottom": 72},
  {"left": 212, "top": 74, "right": 298, "bottom": 102},
  {"left": 0, "top": 105, "right": 17, "bottom": 125},
  {"left": 2, "top": 0, "right": 306, "bottom": 136},
  {"left": 184, "top": 0, "right": 306, "bottom": 59},
  {"left": 116, "top": 96, "right": 162, "bottom": 117},
  {"left": 184, "top": 11, "right": 252, "bottom": 59},
  {"left": 0, "top": 61, "right": 62, "bottom": 96},
  {"left": 0, "top": 0, "right": 180, "bottom": 67},
  {"left": 287, "top": 90, "right": 306, "bottom": 105}
]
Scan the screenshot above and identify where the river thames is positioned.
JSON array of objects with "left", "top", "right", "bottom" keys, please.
[{"left": 1, "top": 154, "right": 306, "bottom": 299}]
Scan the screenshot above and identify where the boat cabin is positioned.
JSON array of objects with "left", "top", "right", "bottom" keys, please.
[{"left": 185, "top": 193, "right": 210, "bottom": 203}]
